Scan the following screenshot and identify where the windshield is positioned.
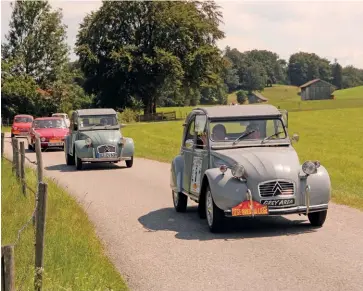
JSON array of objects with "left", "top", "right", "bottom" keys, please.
[
  {"left": 34, "top": 119, "right": 66, "bottom": 129},
  {"left": 14, "top": 117, "right": 32, "bottom": 123},
  {"left": 78, "top": 115, "right": 118, "bottom": 128},
  {"left": 53, "top": 114, "right": 67, "bottom": 118},
  {"left": 209, "top": 118, "right": 287, "bottom": 143}
]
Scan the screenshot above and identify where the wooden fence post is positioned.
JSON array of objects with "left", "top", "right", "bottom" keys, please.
[
  {"left": 34, "top": 182, "right": 48, "bottom": 291},
  {"left": 1, "top": 245, "right": 15, "bottom": 291},
  {"left": 12, "top": 138, "right": 20, "bottom": 178},
  {"left": 19, "top": 141, "right": 26, "bottom": 196},
  {"left": 1, "top": 132, "right": 4, "bottom": 158},
  {"left": 11, "top": 138, "right": 16, "bottom": 173},
  {"left": 35, "top": 137, "right": 43, "bottom": 183}
]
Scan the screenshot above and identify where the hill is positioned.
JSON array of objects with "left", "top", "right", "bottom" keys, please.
[{"left": 334, "top": 86, "right": 363, "bottom": 99}]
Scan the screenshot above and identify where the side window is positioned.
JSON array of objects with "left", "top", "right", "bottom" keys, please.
[{"left": 183, "top": 118, "right": 195, "bottom": 147}]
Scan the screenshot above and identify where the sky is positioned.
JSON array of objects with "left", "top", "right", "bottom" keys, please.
[{"left": 1, "top": 0, "right": 363, "bottom": 68}]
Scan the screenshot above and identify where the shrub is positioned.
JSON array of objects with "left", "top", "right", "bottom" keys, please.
[
  {"left": 118, "top": 108, "right": 138, "bottom": 123},
  {"left": 236, "top": 90, "right": 248, "bottom": 104}
]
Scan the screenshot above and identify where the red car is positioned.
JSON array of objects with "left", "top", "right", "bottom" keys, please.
[
  {"left": 11, "top": 114, "right": 34, "bottom": 138},
  {"left": 27, "top": 117, "right": 69, "bottom": 151}
]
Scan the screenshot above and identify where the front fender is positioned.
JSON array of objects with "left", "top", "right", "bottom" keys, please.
[
  {"left": 299, "top": 165, "right": 331, "bottom": 206},
  {"left": 74, "top": 140, "right": 93, "bottom": 158},
  {"left": 203, "top": 168, "right": 248, "bottom": 211},
  {"left": 170, "top": 155, "right": 184, "bottom": 193},
  {"left": 121, "top": 137, "right": 134, "bottom": 157}
]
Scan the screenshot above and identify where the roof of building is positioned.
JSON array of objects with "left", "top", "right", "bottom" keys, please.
[
  {"left": 75, "top": 108, "right": 117, "bottom": 116},
  {"left": 300, "top": 78, "right": 335, "bottom": 89},
  {"left": 251, "top": 92, "right": 269, "bottom": 101},
  {"left": 194, "top": 104, "right": 281, "bottom": 119}
]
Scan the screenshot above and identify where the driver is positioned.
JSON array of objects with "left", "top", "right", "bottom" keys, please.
[
  {"left": 100, "top": 118, "right": 108, "bottom": 126},
  {"left": 246, "top": 122, "right": 261, "bottom": 139},
  {"left": 212, "top": 124, "right": 227, "bottom": 141}
]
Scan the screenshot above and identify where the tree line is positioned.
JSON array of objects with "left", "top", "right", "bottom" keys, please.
[{"left": 2, "top": 0, "right": 363, "bottom": 119}]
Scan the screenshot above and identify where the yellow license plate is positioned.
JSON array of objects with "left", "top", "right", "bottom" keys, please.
[
  {"left": 231, "top": 200, "right": 269, "bottom": 217},
  {"left": 13, "top": 130, "right": 20, "bottom": 134},
  {"left": 50, "top": 139, "right": 61, "bottom": 143}
]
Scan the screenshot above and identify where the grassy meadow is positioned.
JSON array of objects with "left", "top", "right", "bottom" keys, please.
[
  {"left": 123, "top": 106, "right": 363, "bottom": 210},
  {"left": 1, "top": 159, "right": 128, "bottom": 291}
]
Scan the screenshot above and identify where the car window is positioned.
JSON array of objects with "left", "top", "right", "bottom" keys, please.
[
  {"left": 78, "top": 115, "right": 118, "bottom": 128},
  {"left": 34, "top": 119, "right": 66, "bottom": 129},
  {"left": 209, "top": 118, "right": 286, "bottom": 142},
  {"left": 183, "top": 118, "right": 195, "bottom": 147},
  {"left": 14, "top": 117, "right": 32, "bottom": 123}
]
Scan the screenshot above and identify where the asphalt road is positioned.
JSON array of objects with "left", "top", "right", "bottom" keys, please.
[{"left": 4, "top": 134, "right": 363, "bottom": 291}]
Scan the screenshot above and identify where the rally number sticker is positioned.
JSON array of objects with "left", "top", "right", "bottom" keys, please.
[{"left": 190, "top": 156, "right": 202, "bottom": 193}]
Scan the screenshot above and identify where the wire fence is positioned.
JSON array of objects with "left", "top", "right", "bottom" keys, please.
[{"left": 1, "top": 133, "right": 48, "bottom": 291}]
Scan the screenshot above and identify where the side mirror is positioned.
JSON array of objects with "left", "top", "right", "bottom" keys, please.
[
  {"left": 291, "top": 133, "right": 299, "bottom": 142},
  {"left": 194, "top": 115, "right": 207, "bottom": 134}
]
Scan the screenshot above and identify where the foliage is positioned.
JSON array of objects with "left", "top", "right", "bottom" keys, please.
[
  {"left": 236, "top": 90, "right": 248, "bottom": 104},
  {"left": 75, "top": 0, "right": 225, "bottom": 114},
  {"left": 332, "top": 59, "right": 343, "bottom": 89},
  {"left": 2, "top": 0, "right": 69, "bottom": 88},
  {"left": 1, "top": 159, "right": 128, "bottom": 290},
  {"left": 341, "top": 66, "right": 363, "bottom": 89},
  {"left": 118, "top": 108, "right": 139, "bottom": 123}
]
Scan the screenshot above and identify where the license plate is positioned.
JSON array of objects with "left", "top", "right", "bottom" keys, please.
[
  {"left": 49, "top": 142, "right": 63, "bottom": 146},
  {"left": 50, "top": 139, "right": 61, "bottom": 143},
  {"left": 231, "top": 200, "right": 269, "bottom": 217},
  {"left": 13, "top": 130, "right": 20, "bottom": 134},
  {"left": 99, "top": 152, "right": 117, "bottom": 158},
  {"left": 261, "top": 198, "right": 295, "bottom": 207}
]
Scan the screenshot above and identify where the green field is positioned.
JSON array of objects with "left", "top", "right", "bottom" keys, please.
[
  {"left": 1, "top": 159, "right": 128, "bottom": 291},
  {"left": 156, "top": 85, "right": 363, "bottom": 119},
  {"left": 122, "top": 107, "right": 363, "bottom": 210}
]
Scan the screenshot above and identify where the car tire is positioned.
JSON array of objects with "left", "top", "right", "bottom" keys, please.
[
  {"left": 65, "top": 148, "right": 75, "bottom": 166},
  {"left": 172, "top": 190, "right": 188, "bottom": 212},
  {"left": 198, "top": 191, "right": 207, "bottom": 219},
  {"left": 126, "top": 156, "right": 133, "bottom": 168},
  {"left": 308, "top": 210, "right": 327, "bottom": 227},
  {"left": 28, "top": 143, "right": 32, "bottom": 150},
  {"left": 11, "top": 133, "right": 14, "bottom": 138},
  {"left": 205, "top": 186, "right": 225, "bottom": 233},
  {"left": 75, "top": 151, "right": 83, "bottom": 170}
]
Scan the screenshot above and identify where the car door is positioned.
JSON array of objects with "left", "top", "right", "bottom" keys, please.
[
  {"left": 189, "top": 114, "right": 209, "bottom": 198},
  {"left": 69, "top": 112, "right": 78, "bottom": 155},
  {"left": 182, "top": 116, "right": 196, "bottom": 194}
]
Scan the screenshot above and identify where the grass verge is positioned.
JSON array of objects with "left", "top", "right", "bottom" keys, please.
[
  {"left": 123, "top": 107, "right": 363, "bottom": 210},
  {"left": 1, "top": 159, "right": 128, "bottom": 291}
]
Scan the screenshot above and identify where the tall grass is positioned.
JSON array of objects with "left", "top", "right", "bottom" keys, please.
[{"left": 1, "top": 159, "right": 128, "bottom": 291}]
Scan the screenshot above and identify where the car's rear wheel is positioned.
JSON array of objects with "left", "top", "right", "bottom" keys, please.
[
  {"left": 75, "top": 151, "right": 83, "bottom": 170},
  {"left": 205, "top": 186, "right": 225, "bottom": 233},
  {"left": 172, "top": 190, "right": 188, "bottom": 212},
  {"left": 308, "top": 210, "right": 327, "bottom": 227},
  {"left": 28, "top": 142, "right": 32, "bottom": 150},
  {"left": 126, "top": 156, "right": 133, "bottom": 168}
]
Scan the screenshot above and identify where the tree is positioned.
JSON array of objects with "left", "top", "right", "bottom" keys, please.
[
  {"left": 241, "top": 63, "right": 267, "bottom": 93},
  {"left": 236, "top": 90, "right": 248, "bottom": 104},
  {"left": 2, "top": 0, "right": 69, "bottom": 88},
  {"left": 75, "top": 1, "right": 225, "bottom": 114},
  {"left": 332, "top": 59, "right": 343, "bottom": 89}
]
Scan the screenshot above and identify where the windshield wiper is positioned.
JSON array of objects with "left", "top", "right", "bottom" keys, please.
[
  {"left": 261, "top": 131, "right": 285, "bottom": 144},
  {"left": 232, "top": 130, "right": 256, "bottom": 145}
]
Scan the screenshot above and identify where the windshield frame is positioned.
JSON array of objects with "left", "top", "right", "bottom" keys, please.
[
  {"left": 77, "top": 114, "right": 120, "bottom": 131},
  {"left": 207, "top": 116, "right": 290, "bottom": 149}
]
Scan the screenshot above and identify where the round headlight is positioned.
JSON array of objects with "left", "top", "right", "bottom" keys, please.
[
  {"left": 231, "top": 164, "right": 246, "bottom": 178},
  {"left": 302, "top": 161, "right": 318, "bottom": 175},
  {"left": 219, "top": 165, "right": 228, "bottom": 173},
  {"left": 85, "top": 137, "right": 92, "bottom": 146},
  {"left": 41, "top": 137, "right": 46, "bottom": 142}
]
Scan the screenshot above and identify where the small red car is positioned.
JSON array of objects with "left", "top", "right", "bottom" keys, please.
[
  {"left": 11, "top": 114, "right": 34, "bottom": 138},
  {"left": 27, "top": 117, "right": 69, "bottom": 151}
]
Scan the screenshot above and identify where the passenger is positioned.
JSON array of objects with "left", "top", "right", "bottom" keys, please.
[{"left": 212, "top": 124, "right": 227, "bottom": 141}]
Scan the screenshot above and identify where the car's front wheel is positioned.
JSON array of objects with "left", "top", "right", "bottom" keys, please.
[
  {"left": 172, "top": 190, "right": 188, "bottom": 212},
  {"left": 308, "top": 210, "right": 327, "bottom": 227},
  {"left": 126, "top": 156, "right": 133, "bottom": 168},
  {"left": 205, "top": 186, "right": 225, "bottom": 233},
  {"left": 75, "top": 151, "right": 83, "bottom": 170}
]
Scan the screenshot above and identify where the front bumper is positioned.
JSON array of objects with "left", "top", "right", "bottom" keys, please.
[
  {"left": 12, "top": 131, "right": 29, "bottom": 137},
  {"left": 224, "top": 204, "right": 329, "bottom": 217},
  {"left": 81, "top": 156, "right": 132, "bottom": 162}
]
